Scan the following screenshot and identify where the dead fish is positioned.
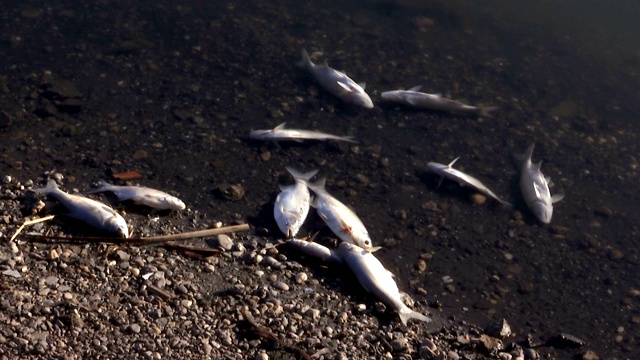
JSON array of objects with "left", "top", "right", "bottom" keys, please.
[
  {"left": 515, "top": 144, "right": 564, "bottom": 224},
  {"left": 249, "top": 122, "right": 356, "bottom": 144},
  {"left": 285, "top": 238, "right": 344, "bottom": 264},
  {"left": 427, "top": 157, "right": 511, "bottom": 206},
  {"left": 87, "top": 180, "right": 186, "bottom": 211},
  {"left": 297, "top": 49, "right": 374, "bottom": 109},
  {"left": 274, "top": 167, "right": 319, "bottom": 238},
  {"left": 305, "top": 177, "right": 373, "bottom": 250},
  {"left": 381, "top": 85, "right": 498, "bottom": 116},
  {"left": 336, "top": 242, "right": 431, "bottom": 325},
  {"left": 32, "top": 179, "right": 129, "bottom": 238}
]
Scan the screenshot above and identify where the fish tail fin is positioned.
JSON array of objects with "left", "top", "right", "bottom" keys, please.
[
  {"left": 305, "top": 176, "right": 327, "bottom": 194},
  {"left": 514, "top": 143, "right": 535, "bottom": 163},
  {"left": 285, "top": 166, "right": 319, "bottom": 181},
  {"left": 86, "top": 180, "right": 112, "bottom": 194},
  {"left": 31, "top": 179, "right": 59, "bottom": 194},
  {"left": 297, "top": 49, "right": 313, "bottom": 69},
  {"left": 399, "top": 309, "right": 432, "bottom": 326},
  {"left": 340, "top": 135, "right": 358, "bottom": 143},
  {"left": 479, "top": 105, "right": 499, "bottom": 117}
]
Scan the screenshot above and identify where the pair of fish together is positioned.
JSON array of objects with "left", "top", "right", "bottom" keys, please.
[
  {"left": 32, "top": 180, "right": 186, "bottom": 238},
  {"left": 427, "top": 144, "right": 564, "bottom": 224},
  {"left": 297, "top": 49, "right": 497, "bottom": 115},
  {"left": 274, "top": 167, "right": 431, "bottom": 325}
]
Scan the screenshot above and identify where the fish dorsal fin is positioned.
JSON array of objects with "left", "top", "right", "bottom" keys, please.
[
  {"left": 534, "top": 160, "right": 542, "bottom": 171},
  {"left": 274, "top": 122, "right": 286, "bottom": 131},
  {"left": 408, "top": 85, "right": 422, "bottom": 92},
  {"left": 448, "top": 156, "right": 461, "bottom": 168},
  {"left": 322, "top": 60, "right": 329, "bottom": 68},
  {"left": 551, "top": 194, "right": 565, "bottom": 203},
  {"left": 367, "top": 246, "right": 383, "bottom": 253},
  {"left": 336, "top": 81, "right": 354, "bottom": 93},
  {"left": 359, "top": 82, "right": 366, "bottom": 90}
]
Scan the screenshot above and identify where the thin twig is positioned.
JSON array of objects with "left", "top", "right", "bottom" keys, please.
[
  {"left": 9, "top": 215, "right": 55, "bottom": 242},
  {"left": 17, "top": 223, "right": 251, "bottom": 245}
]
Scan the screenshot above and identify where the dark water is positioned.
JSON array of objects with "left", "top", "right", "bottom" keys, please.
[{"left": 1, "top": 1, "right": 639, "bottom": 358}]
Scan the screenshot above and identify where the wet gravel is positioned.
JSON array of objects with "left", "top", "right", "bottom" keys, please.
[{"left": 1, "top": 1, "right": 640, "bottom": 359}]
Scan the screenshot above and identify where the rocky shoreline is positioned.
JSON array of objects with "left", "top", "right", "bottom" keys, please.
[{"left": 0, "top": 175, "right": 593, "bottom": 359}]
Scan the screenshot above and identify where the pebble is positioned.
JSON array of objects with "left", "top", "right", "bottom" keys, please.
[
  {"left": 391, "top": 337, "right": 409, "bottom": 352},
  {"left": 582, "top": 350, "right": 600, "bottom": 360},
  {"left": 294, "top": 272, "right": 308, "bottom": 284},
  {"left": 254, "top": 353, "right": 269, "bottom": 360},
  {"left": 214, "top": 234, "right": 234, "bottom": 251},
  {"left": 2, "top": 269, "right": 21, "bottom": 278},
  {"left": 272, "top": 281, "right": 289, "bottom": 291}
]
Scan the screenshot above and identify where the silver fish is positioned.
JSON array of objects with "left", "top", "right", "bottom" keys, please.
[
  {"left": 381, "top": 85, "right": 498, "bottom": 116},
  {"left": 427, "top": 157, "right": 511, "bottom": 206},
  {"left": 516, "top": 144, "right": 564, "bottom": 224},
  {"left": 32, "top": 180, "right": 129, "bottom": 238},
  {"left": 285, "top": 238, "right": 344, "bottom": 264},
  {"left": 87, "top": 180, "right": 186, "bottom": 211},
  {"left": 274, "top": 167, "right": 319, "bottom": 238},
  {"left": 297, "top": 49, "right": 374, "bottom": 109},
  {"left": 336, "top": 242, "right": 431, "bottom": 325},
  {"left": 249, "top": 122, "right": 356, "bottom": 143},
  {"left": 305, "top": 177, "right": 373, "bottom": 250}
]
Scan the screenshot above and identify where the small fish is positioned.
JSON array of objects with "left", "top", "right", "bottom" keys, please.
[
  {"left": 305, "top": 177, "right": 373, "bottom": 250},
  {"left": 516, "top": 144, "right": 564, "bottom": 224},
  {"left": 336, "top": 242, "right": 432, "bottom": 325},
  {"left": 274, "top": 167, "right": 319, "bottom": 238},
  {"left": 297, "top": 49, "right": 374, "bottom": 109},
  {"left": 285, "top": 238, "right": 344, "bottom": 264},
  {"left": 87, "top": 180, "right": 186, "bottom": 211},
  {"left": 381, "top": 85, "right": 498, "bottom": 116},
  {"left": 249, "top": 122, "right": 357, "bottom": 144},
  {"left": 427, "top": 157, "right": 511, "bottom": 206},
  {"left": 32, "top": 180, "right": 129, "bottom": 238}
]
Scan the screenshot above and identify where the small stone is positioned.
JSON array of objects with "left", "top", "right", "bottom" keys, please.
[
  {"left": 129, "top": 324, "right": 141, "bottom": 334},
  {"left": 214, "top": 235, "right": 234, "bottom": 251},
  {"left": 260, "top": 151, "right": 271, "bottom": 161},
  {"left": 416, "top": 259, "right": 427, "bottom": 272},
  {"left": 254, "top": 353, "right": 269, "bottom": 360},
  {"left": 2, "top": 269, "right": 21, "bottom": 278},
  {"left": 132, "top": 149, "right": 148, "bottom": 160},
  {"left": 608, "top": 249, "right": 624, "bottom": 261},
  {"left": 204, "top": 264, "right": 215, "bottom": 273},
  {"left": 272, "top": 281, "right": 289, "bottom": 291},
  {"left": 294, "top": 272, "right": 308, "bottom": 284},
  {"left": 485, "top": 319, "right": 512, "bottom": 339},
  {"left": 391, "top": 337, "right": 409, "bottom": 352},
  {"left": 581, "top": 350, "right": 599, "bottom": 360},
  {"left": 471, "top": 193, "right": 487, "bottom": 205},
  {"left": 116, "top": 250, "right": 130, "bottom": 262},
  {"left": 523, "top": 348, "right": 539, "bottom": 360}
]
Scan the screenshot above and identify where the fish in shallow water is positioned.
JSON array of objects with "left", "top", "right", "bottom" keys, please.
[
  {"left": 336, "top": 242, "right": 432, "bottom": 325},
  {"left": 32, "top": 180, "right": 129, "bottom": 238},
  {"left": 516, "top": 144, "right": 564, "bottom": 224},
  {"left": 381, "top": 85, "right": 498, "bottom": 116},
  {"left": 274, "top": 167, "right": 319, "bottom": 238},
  {"left": 249, "top": 122, "right": 356, "bottom": 144},
  {"left": 427, "top": 157, "right": 511, "bottom": 206},
  {"left": 87, "top": 180, "right": 186, "bottom": 211},
  {"left": 297, "top": 49, "right": 374, "bottom": 109},
  {"left": 304, "top": 177, "right": 373, "bottom": 250}
]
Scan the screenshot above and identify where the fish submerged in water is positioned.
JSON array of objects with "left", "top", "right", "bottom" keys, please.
[
  {"left": 249, "top": 122, "right": 356, "bottom": 144},
  {"left": 274, "top": 167, "right": 319, "bottom": 238},
  {"left": 304, "top": 177, "right": 373, "bottom": 250},
  {"left": 516, "top": 144, "right": 564, "bottom": 224},
  {"left": 427, "top": 157, "right": 511, "bottom": 206},
  {"left": 381, "top": 85, "right": 498, "bottom": 116},
  {"left": 336, "top": 242, "right": 432, "bottom": 325},
  {"left": 297, "top": 49, "right": 374, "bottom": 109},
  {"left": 87, "top": 180, "right": 186, "bottom": 211},
  {"left": 32, "top": 180, "right": 129, "bottom": 238}
]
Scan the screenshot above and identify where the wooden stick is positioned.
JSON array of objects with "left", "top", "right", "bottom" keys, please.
[
  {"left": 18, "top": 223, "right": 251, "bottom": 245},
  {"left": 9, "top": 215, "right": 55, "bottom": 242}
]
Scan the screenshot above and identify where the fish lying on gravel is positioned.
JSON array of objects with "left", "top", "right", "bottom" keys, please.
[
  {"left": 31, "top": 179, "right": 129, "bottom": 238},
  {"left": 86, "top": 180, "right": 186, "bottom": 211},
  {"left": 249, "top": 122, "right": 357, "bottom": 144},
  {"left": 516, "top": 144, "right": 564, "bottom": 224},
  {"left": 274, "top": 167, "right": 319, "bottom": 238},
  {"left": 336, "top": 242, "right": 431, "bottom": 325},
  {"left": 427, "top": 157, "right": 511, "bottom": 206},
  {"left": 285, "top": 238, "right": 344, "bottom": 263},
  {"left": 381, "top": 85, "right": 498, "bottom": 116},
  {"left": 304, "top": 177, "right": 373, "bottom": 250},
  {"left": 297, "top": 49, "right": 374, "bottom": 109}
]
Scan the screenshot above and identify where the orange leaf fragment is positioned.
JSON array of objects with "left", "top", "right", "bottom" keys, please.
[{"left": 112, "top": 171, "right": 143, "bottom": 181}]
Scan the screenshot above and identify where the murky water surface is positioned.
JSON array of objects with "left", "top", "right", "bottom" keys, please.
[{"left": 1, "top": 1, "right": 639, "bottom": 358}]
